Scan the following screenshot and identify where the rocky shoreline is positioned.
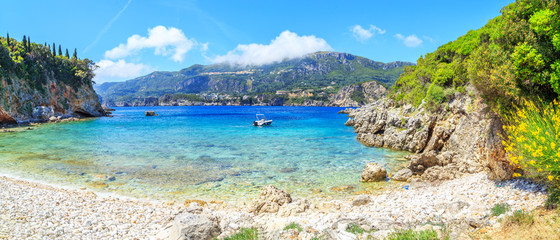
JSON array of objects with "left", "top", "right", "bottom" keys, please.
[
  {"left": 0, "top": 172, "right": 547, "bottom": 239},
  {"left": 343, "top": 90, "right": 514, "bottom": 182}
]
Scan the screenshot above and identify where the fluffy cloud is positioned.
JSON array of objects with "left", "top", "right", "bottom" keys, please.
[
  {"left": 94, "top": 59, "right": 152, "bottom": 83},
  {"left": 351, "top": 24, "right": 385, "bottom": 42},
  {"left": 213, "top": 30, "right": 332, "bottom": 66},
  {"left": 395, "top": 34, "right": 423, "bottom": 47},
  {"left": 104, "top": 26, "right": 199, "bottom": 62}
]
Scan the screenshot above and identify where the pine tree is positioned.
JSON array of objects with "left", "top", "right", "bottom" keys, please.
[
  {"left": 6, "top": 33, "right": 9, "bottom": 47},
  {"left": 52, "top": 43, "right": 56, "bottom": 56},
  {"left": 58, "top": 45, "right": 62, "bottom": 56},
  {"left": 65, "top": 48, "right": 69, "bottom": 58},
  {"left": 22, "top": 35, "right": 27, "bottom": 51},
  {"left": 72, "top": 48, "right": 77, "bottom": 60}
]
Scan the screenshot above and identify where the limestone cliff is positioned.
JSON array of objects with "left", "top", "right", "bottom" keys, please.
[
  {"left": 0, "top": 74, "right": 105, "bottom": 124},
  {"left": 345, "top": 87, "right": 512, "bottom": 180},
  {"left": 0, "top": 37, "right": 105, "bottom": 125},
  {"left": 328, "top": 81, "right": 387, "bottom": 107}
]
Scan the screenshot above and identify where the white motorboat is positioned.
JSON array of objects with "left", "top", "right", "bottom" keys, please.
[{"left": 253, "top": 114, "right": 272, "bottom": 126}]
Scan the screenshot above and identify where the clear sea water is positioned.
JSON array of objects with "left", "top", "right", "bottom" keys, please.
[{"left": 0, "top": 106, "right": 407, "bottom": 201}]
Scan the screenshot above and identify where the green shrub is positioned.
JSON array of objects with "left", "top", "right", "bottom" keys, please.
[
  {"left": 506, "top": 210, "right": 535, "bottom": 226},
  {"left": 283, "top": 222, "right": 302, "bottom": 232},
  {"left": 424, "top": 83, "right": 446, "bottom": 112},
  {"left": 491, "top": 203, "right": 511, "bottom": 216},
  {"left": 224, "top": 227, "right": 258, "bottom": 240}
]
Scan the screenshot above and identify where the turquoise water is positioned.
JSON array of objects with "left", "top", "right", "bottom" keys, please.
[{"left": 0, "top": 106, "right": 407, "bottom": 201}]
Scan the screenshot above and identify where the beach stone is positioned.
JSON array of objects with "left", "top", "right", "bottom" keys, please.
[
  {"left": 392, "top": 168, "right": 413, "bottom": 182},
  {"left": 169, "top": 212, "right": 220, "bottom": 240},
  {"left": 278, "top": 198, "right": 310, "bottom": 217},
  {"left": 361, "top": 162, "right": 387, "bottom": 182},
  {"left": 352, "top": 195, "right": 371, "bottom": 206},
  {"left": 252, "top": 185, "right": 292, "bottom": 214}
]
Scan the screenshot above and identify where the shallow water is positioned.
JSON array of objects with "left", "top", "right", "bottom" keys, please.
[{"left": 0, "top": 106, "right": 407, "bottom": 201}]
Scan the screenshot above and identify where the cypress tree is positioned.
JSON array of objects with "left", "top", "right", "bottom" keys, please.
[
  {"left": 22, "top": 35, "right": 27, "bottom": 51},
  {"left": 52, "top": 43, "right": 56, "bottom": 56},
  {"left": 72, "top": 48, "right": 77, "bottom": 60},
  {"left": 58, "top": 45, "right": 62, "bottom": 56},
  {"left": 6, "top": 33, "right": 9, "bottom": 46},
  {"left": 65, "top": 48, "right": 69, "bottom": 58},
  {"left": 27, "top": 36, "right": 31, "bottom": 50}
]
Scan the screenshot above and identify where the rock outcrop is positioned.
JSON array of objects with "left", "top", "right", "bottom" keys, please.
[{"left": 345, "top": 89, "right": 513, "bottom": 180}]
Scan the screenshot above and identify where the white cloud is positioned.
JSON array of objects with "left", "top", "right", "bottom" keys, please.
[
  {"left": 213, "top": 30, "right": 332, "bottom": 66},
  {"left": 104, "top": 26, "right": 200, "bottom": 62},
  {"left": 94, "top": 59, "right": 153, "bottom": 83},
  {"left": 395, "top": 34, "right": 423, "bottom": 47},
  {"left": 351, "top": 24, "right": 385, "bottom": 42}
]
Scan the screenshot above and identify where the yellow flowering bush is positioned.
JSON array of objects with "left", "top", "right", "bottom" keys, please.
[{"left": 503, "top": 99, "right": 560, "bottom": 182}]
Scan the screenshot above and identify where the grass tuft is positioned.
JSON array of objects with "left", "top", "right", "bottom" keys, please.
[
  {"left": 506, "top": 210, "right": 535, "bottom": 226},
  {"left": 387, "top": 228, "right": 443, "bottom": 240},
  {"left": 346, "top": 223, "right": 366, "bottom": 235},
  {"left": 283, "top": 222, "right": 303, "bottom": 232},
  {"left": 224, "top": 227, "right": 258, "bottom": 240},
  {"left": 491, "top": 203, "right": 511, "bottom": 216}
]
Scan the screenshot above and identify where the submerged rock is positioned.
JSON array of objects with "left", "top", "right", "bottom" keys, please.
[
  {"left": 145, "top": 111, "right": 157, "bottom": 116},
  {"left": 361, "top": 162, "right": 387, "bottom": 182}
]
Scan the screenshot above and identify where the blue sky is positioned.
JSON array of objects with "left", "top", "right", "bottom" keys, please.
[{"left": 1, "top": 0, "right": 513, "bottom": 84}]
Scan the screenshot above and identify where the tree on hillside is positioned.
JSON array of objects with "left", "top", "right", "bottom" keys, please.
[
  {"left": 22, "top": 35, "right": 27, "bottom": 51},
  {"left": 6, "top": 33, "right": 9, "bottom": 47},
  {"left": 72, "top": 48, "right": 77, "bottom": 60},
  {"left": 27, "top": 36, "right": 31, "bottom": 51},
  {"left": 65, "top": 49, "right": 69, "bottom": 58},
  {"left": 58, "top": 45, "right": 62, "bottom": 56},
  {"left": 52, "top": 43, "right": 56, "bottom": 56}
]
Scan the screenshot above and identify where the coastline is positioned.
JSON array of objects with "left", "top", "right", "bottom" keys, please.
[{"left": 0, "top": 171, "right": 547, "bottom": 239}]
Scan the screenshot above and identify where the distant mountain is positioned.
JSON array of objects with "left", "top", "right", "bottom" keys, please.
[{"left": 95, "top": 51, "right": 414, "bottom": 106}]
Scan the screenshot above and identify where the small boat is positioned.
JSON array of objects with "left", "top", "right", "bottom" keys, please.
[{"left": 253, "top": 114, "right": 272, "bottom": 126}]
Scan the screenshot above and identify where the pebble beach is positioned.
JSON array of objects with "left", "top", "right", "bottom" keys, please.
[{"left": 0, "top": 172, "right": 548, "bottom": 239}]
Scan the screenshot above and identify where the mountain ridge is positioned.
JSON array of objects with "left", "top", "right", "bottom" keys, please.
[{"left": 95, "top": 51, "right": 414, "bottom": 107}]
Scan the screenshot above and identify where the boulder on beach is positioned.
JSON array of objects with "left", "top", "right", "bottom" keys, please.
[
  {"left": 392, "top": 168, "right": 413, "bottom": 182},
  {"left": 361, "top": 162, "right": 387, "bottom": 182},
  {"left": 168, "top": 212, "right": 220, "bottom": 240},
  {"left": 251, "top": 185, "right": 292, "bottom": 214}
]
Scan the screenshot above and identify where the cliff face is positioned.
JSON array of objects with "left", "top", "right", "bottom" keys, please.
[
  {"left": 345, "top": 88, "right": 512, "bottom": 180},
  {"left": 0, "top": 74, "right": 104, "bottom": 124}
]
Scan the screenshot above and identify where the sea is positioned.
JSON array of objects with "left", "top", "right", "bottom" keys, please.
[{"left": 0, "top": 106, "right": 407, "bottom": 201}]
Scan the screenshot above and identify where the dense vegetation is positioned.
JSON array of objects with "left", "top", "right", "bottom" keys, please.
[
  {"left": 390, "top": 0, "right": 559, "bottom": 112},
  {"left": 0, "top": 34, "right": 96, "bottom": 92},
  {"left": 96, "top": 52, "right": 412, "bottom": 103}
]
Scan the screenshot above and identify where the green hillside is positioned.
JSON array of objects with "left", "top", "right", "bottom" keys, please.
[{"left": 390, "top": 0, "right": 560, "bottom": 112}]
